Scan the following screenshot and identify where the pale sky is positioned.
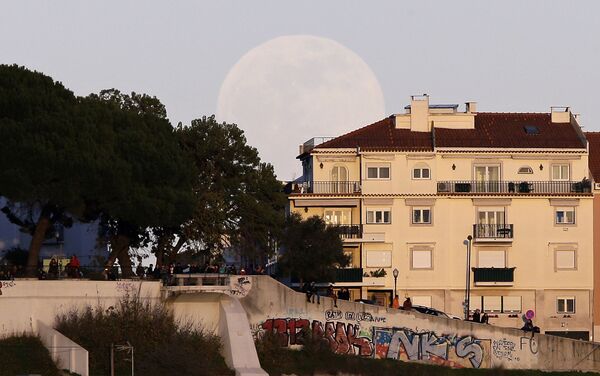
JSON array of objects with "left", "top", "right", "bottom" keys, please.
[{"left": 1, "top": 1, "right": 599, "bottom": 180}]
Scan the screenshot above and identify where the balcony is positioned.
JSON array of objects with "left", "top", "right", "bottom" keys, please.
[
  {"left": 300, "top": 137, "right": 335, "bottom": 154},
  {"left": 472, "top": 267, "right": 515, "bottom": 286},
  {"left": 334, "top": 267, "right": 363, "bottom": 283},
  {"left": 473, "top": 224, "right": 513, "bottom": 242},
  {"left": 291, "top": 181, "right": 361, "bottom": 194},
  {"left": 437, "top": 180, "right": 591, "bottom": 195},
  {"left": 335, "top": 224, "right": 363, "bottom": 239}
]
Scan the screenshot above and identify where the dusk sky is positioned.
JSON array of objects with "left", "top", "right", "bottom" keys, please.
[{"left": 1, "top": 1, "right": 599, "bottom": 179}]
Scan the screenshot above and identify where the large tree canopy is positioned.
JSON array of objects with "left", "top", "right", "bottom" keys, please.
[
  {"left": 154, "top": 116, "right": 286, "bottom": 266},
  {"left": 278, "top": 214, "right": 349, "bottom": 283}
]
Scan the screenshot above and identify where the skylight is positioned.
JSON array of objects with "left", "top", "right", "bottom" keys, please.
[{"left": 524, "top": 125, "right": 539, "bottom": 135}]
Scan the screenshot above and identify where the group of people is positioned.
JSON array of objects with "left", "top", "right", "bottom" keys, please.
[
  {"left": 472, "top": 309, "right": 490, "bottom": 324},
  {"left": 43, "top": 255, "right": 81, "bottom": 279}
]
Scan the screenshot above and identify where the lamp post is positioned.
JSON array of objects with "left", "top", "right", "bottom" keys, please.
[
  {"left": 463, "top": 235, "right": 473, "bottom": 320},
  {"left": 392, "top": 268, "right": 399, "bottom": 299}
]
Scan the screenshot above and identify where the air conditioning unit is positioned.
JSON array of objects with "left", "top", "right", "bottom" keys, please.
[
  {"left": 437, "top": 182, "right": 451, "bottom": 192},
  {"left": 594, "top": 182, "right": 600, "bottom": 190}
]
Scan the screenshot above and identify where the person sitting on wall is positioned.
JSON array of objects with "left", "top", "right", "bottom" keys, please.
[
  {"left": 135, "top": 263, "right": 145, "bottom": 278},
  {"left": 326, "top": 284, "right": 337, "bottom": 308},
  {"left": 302, "top": 281, "right": 311, "bottom": 302},
  {"left": 393, "top": 294, "right": 400, "bottom": 309},
  {"left": 481, "top": 312, "right": 489, "bottom": 324},
  {"left": 473, "top": 309, "right": 481, "bottom": 323},
  {"left": 48, "top": 258, "right": 59, "bottom": 279},
  {"left": 402, "top": 297, "right": 412, "bottom": 311},
  {"left": 310, "top": 281, "right": 320, "bottom": 304},
  {"left": 521, "top": 318, "right": 540, "bottom": 337}
]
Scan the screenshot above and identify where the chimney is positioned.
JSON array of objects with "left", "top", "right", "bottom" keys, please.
[
  {"left": 551, "top": 106, "right": 571, "bottom": 123},
  {"left": 410, "top": 94, "right": 429, "bottom": 132},
  {"left": 465, "top": 102, "right": 477, "bottom": 113}
]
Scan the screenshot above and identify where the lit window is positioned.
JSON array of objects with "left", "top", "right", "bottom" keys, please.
[
  {"left": 412, "top": 207, "right": 431, "bottom": 224},
  {"left": 557, "top": 297, "right": 575, "bottom": 314},
  {"left": 412, "top": 166, "right": 430, "bottom": 180},
  {"left": 551, "top": 164, "right": 569, "bottom": 181},
  {"left": 367, "top": 165, "right": 390, "bottom": 179},
  {"left": 555, "top": 208, "right": 575, "bottom": 224},
  {"left": 366, "top": 209, "right": 391, "bottom": 224}
]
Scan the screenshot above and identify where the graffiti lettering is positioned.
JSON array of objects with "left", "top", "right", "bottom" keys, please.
[
  {"left": 228, "top": 276, "right": 252, "bottom": 297},
  {"left": 1, "top": 281, "right": 15, "bottom": 288},
  {"left": 325, "top": 309, "right": 342, "bottom": 321},
  {"left": 116, "top": 282, "right": 135, "bottom": 293},
  {"left": 492, "top": 338, "right": 519, "bottom": 362},
  {"left": 375, "top": 328, "right": 489, "bottom": 368},
  {"left": 520, "top": 336, "right": 538, "bottom": 355}
]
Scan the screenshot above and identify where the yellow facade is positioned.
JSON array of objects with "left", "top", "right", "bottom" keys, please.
[{"left": 289, "top": 96, "right": 594, "bottom": 339}]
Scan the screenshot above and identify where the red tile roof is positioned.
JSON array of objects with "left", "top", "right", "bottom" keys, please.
[
  {"left": 316, "top": 117, "right": 433, "bottom": 151},
  {"left": 435, "top": 113, "right": 585, "bottom": 149},
  {"left": 313, "top": 113, "right": 585, "bottom": 152},
  {"left": 585, "top": 132, "right": 600, "bottom": 180}
]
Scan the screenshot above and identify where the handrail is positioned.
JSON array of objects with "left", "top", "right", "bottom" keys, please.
[{"left": 437, "top": 180, "right": 591, "bottom": 194}]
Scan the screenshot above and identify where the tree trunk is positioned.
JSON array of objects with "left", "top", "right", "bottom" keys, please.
[
  {"left": 26, "top": 206, "right": 53, "bottom": 276},
  {"left": 166, "top": 237, "right": 186, "bottom": 265},
  {"left": 107, "top": 234, "right": 132, "bottom": 277}
]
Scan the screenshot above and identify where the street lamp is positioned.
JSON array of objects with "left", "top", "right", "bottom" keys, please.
[
  {"left": 392, "top": 268, "right": 399, "bottom": 299},
  {"left": 463, "top": 235, "right": 473, "bottom": 320}
]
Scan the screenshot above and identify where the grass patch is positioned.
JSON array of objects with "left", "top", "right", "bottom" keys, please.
[
  {"left": 55, "top": 295, "right": 233, "bottom": 376},
  {"left": 256, "top": 331, "right": 598, "bottom": 376},
  {"left": 0, "top": 334, "right": 61, "bottom": 376}
]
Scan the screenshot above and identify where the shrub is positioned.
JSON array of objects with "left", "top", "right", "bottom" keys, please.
[
  {"left": 0, "top": 334, "right": 61, "bottom": 376},
  {"left": 55, "top": 295, "right": 233, "bottom": 376}
]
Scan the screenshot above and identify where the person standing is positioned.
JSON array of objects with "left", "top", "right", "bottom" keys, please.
[
  {"left": 327, "top": 284, "right": 337, "bottom": 307},
  {"left": 472, "top": 309, "right": 481, "bottom": 323},
  {"left": 310, "top": 281, "right": 320, "bottom": 304},
  {"left": 481, "top": 312, "right": 489, "bottom": 324},
  {"left": 393, "top": 295, "right": 400, "bottom": 309},
  {"left": 402, "top": 297, "right": 412, "bottom": 311}
]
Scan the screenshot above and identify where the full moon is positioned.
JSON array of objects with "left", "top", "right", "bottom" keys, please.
[{"left": 216, "top": 35, "right": 386, "bottom": 180}]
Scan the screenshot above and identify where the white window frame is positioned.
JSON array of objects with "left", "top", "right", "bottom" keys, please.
[
  {"left": 366, "top": 209, "right": 391, "bottom": 224},
  {"left": 551, "top": 164, "right": 570, "bottom": 181},
  {"left": 555, "top": 249, "right": 577, "bottom": 270},
  {"left": 557, "top": 297, "right": 575, "bottom": 314},
  {"left": 366, "top": 164, "right": 391, "bottom": 180},
  {"left": 412, "top": 165, "right": 431, "bottom": 180},
  {"left": 410, "top": 247, "right": 433, "bottom": 270},
  {"left": 411, "top": 207, "right": 432, "bottom": 224},
  {"left": 555, "top": 207, "right": 575, "bottom": 225}
]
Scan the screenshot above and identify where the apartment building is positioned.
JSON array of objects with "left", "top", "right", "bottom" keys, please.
[{"left": 289, "top": 95, "right": 594, "bottom": 340}]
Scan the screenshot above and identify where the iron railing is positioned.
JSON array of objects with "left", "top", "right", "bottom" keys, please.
[
  {"left": 437, "top": 180, "right": 591, "bottom": 194},
  {"left": 292, "top": 181, "right": 361, "bottom": 194},
  {"left": 334, "top": 268, "right": 363, "bottom": 283},
  {"left": 472, "top": 267, "right": 515, "bottom": 283},
  {"left": 473, "top": 224, "right": 514, "bottom": 239},
  {"left": 334, "top": 224, "right": 363, "bottom": 239}
]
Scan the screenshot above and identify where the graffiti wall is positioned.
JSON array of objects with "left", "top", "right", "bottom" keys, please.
[{"left": 253, "top": 306, "right": 541, "bottom": 369}]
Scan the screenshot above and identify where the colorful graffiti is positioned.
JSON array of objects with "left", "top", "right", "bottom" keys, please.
[
  {"left": 259, "top": 318, "right": 491, "bottom": 368},
  {"left": 374, "top": 327, "right": 490, "bottom": 368},
  {"left": 261, "top": 318, "right": 373, "bottom": 356}
]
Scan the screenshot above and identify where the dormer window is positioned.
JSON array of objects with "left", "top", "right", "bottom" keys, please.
[
  {"left": 518, "top": 166, "right": 533, "bottom": 174},
  {"left": 524, "top": 125, "right": 539, "bottom": 135}
]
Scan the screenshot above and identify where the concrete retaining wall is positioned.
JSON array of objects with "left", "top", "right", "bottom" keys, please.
[
  {"left": 36, "top": 320, "right": 89, "bottom": 376},
  {"left": 240, "top": 276, "right": 600, "bottom": 371}
]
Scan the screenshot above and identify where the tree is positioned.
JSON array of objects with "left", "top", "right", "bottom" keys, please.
[
  {"left": 153, "top": 116, "right": 286, "bottom": 267},
  {"left": 0, "top": 65, "right": 103, "bottom": 274},
  {"left": 278, "top": 214, "right": 349, "bottom": 282},
  {"left": 82, "top": 90, "right": 195, "bottom": 275}
]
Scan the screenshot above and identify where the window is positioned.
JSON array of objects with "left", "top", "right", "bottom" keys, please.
[
  {"left": 472, "top": 296, "right": 522, "bottom": 313},
  {"left": 551, "top": 164, "right": 569, "bottom": 181},
  {"left": 411, "top": 247, "right": 432, "bottom": 269},
  {"left": 557, "top": 297, "right": 575, "bottom": 314},
  {"left": 502, "top": 296, "right": 522, "bottom": 313},
  {"left": 524, "top": 125, "right": 539, "bottom": 135},
  {"left": 366, "top": 209, "right": 391, "bottom": 224},
  {"left": 412, "top": 165, "right": 430, "bottom": 180},
  {"left": 483, "top": 296, "right": 502, "bottom": 312},
  {"left": 367, "top": 165, "right": 390, "bottom": 179},
  {"left": 412, "top": 207, "right": 431, "bottom": 224},
  {"left": 366, "top": 250, "right": 392, "bottom": 268},
  {"left": 323, "top": 209, "right": 351, "bottom": 225},
  {"left": 555, "top": 208, "right": 575, "bottom": 224},
  {"left": 478, "top": 250, "right": 506, "bottom": 268},
  {"left": 518, "top": 166, "right": 533, "bottom": 174},
  {"left": 555, "top": 249, "right": 576, "bottom": 270},
  {"left": 412, "top": 296, "right": 432, "bottom": 307}
]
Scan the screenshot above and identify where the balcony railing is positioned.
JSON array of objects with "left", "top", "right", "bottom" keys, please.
[
  {"left": 291, "top": 181, "right": 361, "bottom": 194},
  {"left": 437, "top": 180, "right": 591, "bottom": 195},
  {"left": 334, "top": 268, "right": 363, "bottom": 283},
  {"left": 335, "top": 224, "right": 363, "bottom": 239},
  {"left": 473, "top": 224, "right": 513, "bottom": 240},
  {"left": 472, "top": 267, "right": 515, "bottom": 283}
]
